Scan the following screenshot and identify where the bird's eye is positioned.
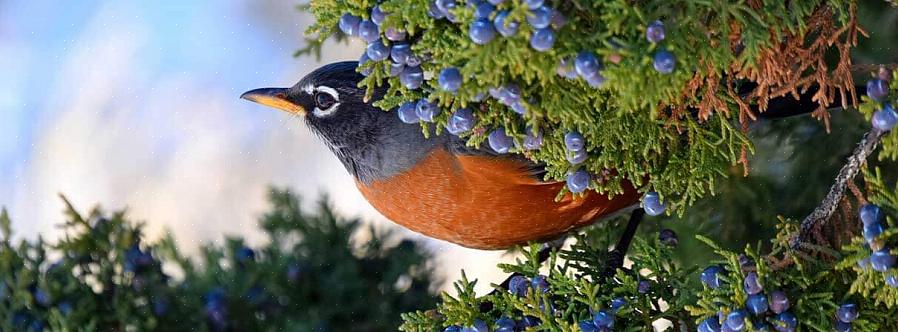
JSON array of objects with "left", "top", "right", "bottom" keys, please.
[{"left": 315, "top": 91, "right": 336, "bottom": 110}]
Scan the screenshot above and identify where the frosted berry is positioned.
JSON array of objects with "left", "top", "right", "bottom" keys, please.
[
  {"left": 498, "top": 84, "right": 521, "bottom": 105},
  {"left": 860, "top": 204, "right": 884, "bottom": 226},
  {"left": 487, "top": 0, "right": 505, "bottom": 4},
  {"left": 584, "top": 72, "right": 607, "bottom": 88},
  {"left": 397, "top": 102, "right": 419, "bottom": 124},
  {"left": 444, "top": 326, "right": 461, "bottom": 332},
  {"left": 592, "top": 310, "right": 614, "bottom": 328},
  {"left": 566, "top": 169, "right": 591, "bottom": 193},
  {"left": 557, "top": 58, "right": 578, "bottom": 79},
  {"left": 886, "top": 274, "right": 898, "bottom": 287},
  {"left": 743, "top": 272, "right": 763, "bottom": 295},
  {"left": 659, "top": 229, "right": 678, "bottom": 247},
  {"left": 366, "top": 41, "right": 390, "bottom": 61},
  {"left": 872, "top": 104, "right": 898, "bottom": 131},
  {"left": 646, "top": 20, "right": 665, "bottom": 43},
  {"left": 371, "top": 6, "right": 387, "bottom": 25},
  {"left": 526, "top": 6, "right": 553, "bottom": 29},
  {"left": 575, "top": 52, "right": 601, "bottom": 78},
  {"left": 439, "top": 67, "right": 463, "bottom": 92},
  {"left": 390, "top": 43, "right": 412, "bottom": 64},
  {"left": 385, "top": 27, "right": 406, "bottom": 41},
  {"left": 857, "top": 257, "right": 872, "bottom": 271},
  {"left": 863, "top": 222, "right": 884, "bottom": 243},
  {"left": 399, "top": 65, "right": 424, "bottom": 89},
  {"left": 435, "top": 0, "right": 456, "bottom": 17},
  {"left": 495, "top": 317, "right": 516, "bottom": 332},
  {"left": 508, "top": 275, "right": 529, "bottom": 296},
  {"left": 522, "top": 128, "right": 543, "bottom": 150},
  {"left": 467, "top": 319, "right": 488, "bottom": 332},
  {"left": 567, "top": 149, "right": 588, "bottom": 164},
  {"left": 428, "top": 1, "right": 446, "bottom": 19},
  {"left": 564, "top": 131, "right": 585, "bottom": 151},
  {"left": 386, "top": 63, "right": 404, "bottom": 77},
  {"left": 510, "top": 100, "right": 527, "bottom": 114},
  {"left": 746, "top": 293, "right": 769, "bottom": 315},
  {"left": 474, "top": 2, "right": 495, "bottom": 19},
  {"left": 488, "top": 127, "right": 514, "bottom": 153},
  {"left": 769, "top": 291, "right": 790, "bottom": 314},
  {"left": 358, "top": 20, "right": 380, "bottom": 43},
  {"left": 469, "top": 19, "right": 497, "bottom": 44},
  {"left": 578, "top": 320, "right": 599, "bottom": 332},
  {"left": 471, "top": 92, "right": 486, "bottom": 102},
  {"left": 836, "top": 303, "right": 858, "bottom": 323},
  {"left": 610, "top": 298, "right": 626, "bottom": 312},
  {"left": 637, "top": 280, "right": 651, "bottom": 294},
  {"left": 358, "top": 52, "right": 372, "bottom": 76},
  {"left": 530, "top": 28, "right": 555, "bottom": 52},
  {"left": 550, "top": 9, "right": 566, "bottom": 29},
  {"left": 871, "top": 248, "right": 896, "bottom": 272},
  {"left": 406, "top": 54, "right": 422, "bottom": 67},
  {"left": 531, "top": 275, "right": 549, "bottom": 292},
  {"left": 642, "top": 191, "right": 667, "bottom": 216},
  {"left": 834, "top": 320, "right": 852, "bottom": 332},
  {"left": 866, "top": 78, "right": 889, "bottom": 101},
  {"left": 446, "top": 108, "right": 475, "bottom": 135},
  {"left": 235, "top": 246, "right": 256, "bottom": 264},
  {"left": 698, "top": 317, "right": 721, "bottom": 332},
  {"left": 493, "top": 10, "right": 519, "bottom": 37},
  {"left": 725, "top": 310, "right": 746, "bottom": 331},
  {"left": 653, "top": 50, "right": 676, "bottom": 74},
  {"left": 415, "top": 99, "right": 441, "bottom": 122},
  {"left": 523, "top": 0, "right": 544, "bottom": 8},
  {"left": 339, "top": 14, "right": 361, "bottom": 36},
  {"left": 701, "top": 265, "right": 724, "bottom": 289}
]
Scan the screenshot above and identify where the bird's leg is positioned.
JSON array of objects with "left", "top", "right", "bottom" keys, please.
[
  {"left": 488, "top": 237, "right": 566, "bottom": 296},
  {"left": 602, "top": 208, "right": 645, "bottom": 278}
]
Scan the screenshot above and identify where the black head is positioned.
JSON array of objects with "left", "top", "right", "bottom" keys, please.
[{"left": 241, "top": 61, "right": 442, "bottom": 183}]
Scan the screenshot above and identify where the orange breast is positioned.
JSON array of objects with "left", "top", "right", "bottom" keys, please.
[{"left": 356, "top": 148, "right": 639, "bottom": 249}]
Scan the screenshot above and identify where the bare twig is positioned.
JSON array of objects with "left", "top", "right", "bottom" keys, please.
[{"left": 790, "top": 129, "right": 886, "bottom": 248}]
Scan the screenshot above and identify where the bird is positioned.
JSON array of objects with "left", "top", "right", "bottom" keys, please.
[
  {"left": 241, "top": 61, "right": 852, "bottom": 250},
  {"left": 241, "top": 61, "right": 641, "bottom": 250}
]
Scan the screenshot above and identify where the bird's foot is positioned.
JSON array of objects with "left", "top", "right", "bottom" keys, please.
[{"left": 602, "top": 208, "right": 645, "bottom": 278}]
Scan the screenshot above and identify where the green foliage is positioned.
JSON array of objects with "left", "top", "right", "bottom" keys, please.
[
  {"left": 0, "top": 189, "right": 439, "bottom": 331},
  {"left": 301, "top": 0, "right": 859, "bottom": 212}
]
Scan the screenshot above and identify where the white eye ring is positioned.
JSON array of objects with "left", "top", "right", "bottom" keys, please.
[{"left": 312, "top": 86, "right": 340, "bottom": 117}]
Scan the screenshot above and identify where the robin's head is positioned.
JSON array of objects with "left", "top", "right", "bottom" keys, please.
[{"left": 241, "top": 61, "right": 441, "bottom": 183}]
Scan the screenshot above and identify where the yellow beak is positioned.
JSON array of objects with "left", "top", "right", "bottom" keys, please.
[{"left": 240, "top": 87, "right": 306, "bottom": 115}]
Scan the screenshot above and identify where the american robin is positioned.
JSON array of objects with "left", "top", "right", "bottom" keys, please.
[{"left": 241, "top": 61, "right": 845, "bottom": 250}]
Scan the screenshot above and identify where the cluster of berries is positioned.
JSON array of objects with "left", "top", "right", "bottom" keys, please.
[
  {"left": 443, "top": 275, "right": 549, "bottom": 331},
  {"left": 339, "top": 7, "right": 425, "bottom": 89},
  {"left": 698, "top": 261, "right": 798, "bottom": 332},
  {"left": 856, "top": 204, "right": 898, "bottom": 283},
  {"left": 867, "top": 76, "right": 897, "bottom": 132},
  {"left": 577, "top": 297, "right": 627, "bottom": 332},
  {"left": 447, "top": 0, "right": 566, "bottom": 51}
]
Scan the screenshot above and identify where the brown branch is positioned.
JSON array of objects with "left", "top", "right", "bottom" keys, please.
[{"left": 790, "top": 129, "right": 886, "bottom": 249}]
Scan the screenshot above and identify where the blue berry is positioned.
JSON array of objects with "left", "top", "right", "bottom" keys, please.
[
  {"left": 33, "top": 288, "right": 51, "bottom": 306},
  {"left": 836, "top": 303, "right": 858, "bottom": 323},
  {"left": 857, "top": 257, "right": 871, "bottom": 271},
  {"left": 575, "top": 52, "right": 601, "bottom": 77},
  {"left": 564, "top": 131, "right": 585, "bottom": 151},
  {"left": 743, "top": 272, "right": 763, "bottom": 295},
  {"left": 653, "top": 50, "right": 676, "bottom": 74},
  {"left": 358, "top": 20, "right": 380, "bottom": 43},
  {"left": 871, "top": 248, "right": 896, "bottom": 272},
  {"left": 531, "top": 275, "right": 549, "bottom": 293},
  {"left": 557, "top": 57, "right": 578, "bottom": 79},
  {"left": 646, "top": 20, "right": 665, "bottom": 43},
  {"left": 637, "top": 280, "right": 651, "bottom": 294},
  {"left": 746, "top": 293, "right": 769, "bottom": 315},
  {"left": 366, "top": 41, "right": 390, "bottom": 61},
  {"left": 567, "top": 148, "right": 588, "bottom": 164},
  {"left": 399, "top": 65, "right": 424, "bottom": 89},
  {"left": 523, "top": 0, "right": 544, "bottom": 8},
  {"left": 584, "top": 72, "right": 606, "bottom": 88},
  {"left": 385, "top": 27, "right": 406, "bottom": 41},
  {"left": 495, "top": 317, "right": 516, "bottom": 332},
  {"left": 474, "top": 2, "right": 495, "bottom": 19},
  {"left": 415, "top": 99, "right": 441, "bottom": 122},
  {"left": 488, "top": 0, "right": 505, "bottom": 4},
  {"left": 390, "top": 43, "right": 412, "bottom": 64},
  {"left": 469, "top": 319, "right": 488, "bottom": 332},
  {"left": 866, "top": 78, "right": 889, "bottom": 101},
  {"left": 886, "top": 274, "right": 898, "bottom": 287},
  {"left": 701, "top": 265, "right": 724, "bottom": 289},
  {"left": 498, "top": 84, "right": 521, "bottom": 105},
  {"left": 471, "top": 91, "right": 486, "bottom": 102},
  {"left": 287, "top": 263, "right": 302, "bottom": 282},
  {"left": 698, "top": 317, "right": 721, "bottom": 332},
  {"left": 566, "top": 169, "right": 591, "bottom": 193},
  {"left": 236, "top": 246, "right": 255, "bottom": 263},
  {"left": 530, "top": 28, "right": 555, "bottom": 51},
  {"left": 864, "top": 222, "right": 884, "bottom": 243},
  {"left": 578, "top": 320, "right": 599, "bottom": 332},
  {"left": 58, "top": 301, "right": 74, "bottom": 315},
  {"left": 592, "top": 310, "right": 614, "bottom": 328},
  {"left": 389, "top": 62, "right": 405, "bottom": 77},
  {"left": 642, "top": 191, "right": 667, "bottom": 216},
  {"left": 519, "top": 316, "right": 540, "bottom": 328},
  {"left": 508, "top": 275, "right": 529, "bottom": 296},
  {"left": 446, "top": 108, "right": 475, "bottom": 135},
  {"left": 510, "top": 100, "right": 527, "bottom": 114},
  {"left": 428, "top": 1, "right": 446, "bottom": 19},
  {"left": 522, "top": 128, "right": 543, "bottom": 150},
  {"left": 659, "top": 229, "right": 678, "bottom": 247},
  {"left": 488, "top": 127, "right": 514, "bottom": 153},
  {"left": 609, "top": 297, "right": 626, "bottom": 312},
  {"left": 439, "top": 67, "right": 463, "bottom": 92},
  {"left": 469, "top": 19, "right": 497, "bottom": 44},
  {"left": 339, "top": 14, "right": 361, "bottom": 36},
  {"left": 358, "top": 52, "right": 372, "bottom": 76},
  {"left": 371, "top": 6, "right": 387, "bottom": 25},
  {"left": 397, "top": 102, "right": 419, "bottom": 124},
  {"left": 725, "top": 311, "right": 747, "bottom": 331},
  {"left": 444, "top": 326, "right": 462, "bottom": 332},
  {"left": 406, "top": 54, "right": 422, "bottom": 67},
  {"left": 769, "top": 291, "right": 790, "bottom": 314},
  {"left": 493, "top": 11, "right": 519, "bottom": 37},
  {"left": 834, "top": 320, "right": 852, "bottom": 332},
  {"left": 439, "top": 0, "right": 459, "bottom": 22},
  {"left": 872, "top": 104, "right": 898, "bottom": 131},
  {"left": 860, "top": 204, "right": 884, "bottom": 226},
  {"left": 550, "top": 9, "right": 566, "bottom": 29},
  {"left": 526, "top": 6, "right": 553, "bottom": 29}
]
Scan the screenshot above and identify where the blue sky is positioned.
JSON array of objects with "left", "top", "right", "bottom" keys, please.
[{"left": 0, "top": 0, "right": 511, "bottom": 291}]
